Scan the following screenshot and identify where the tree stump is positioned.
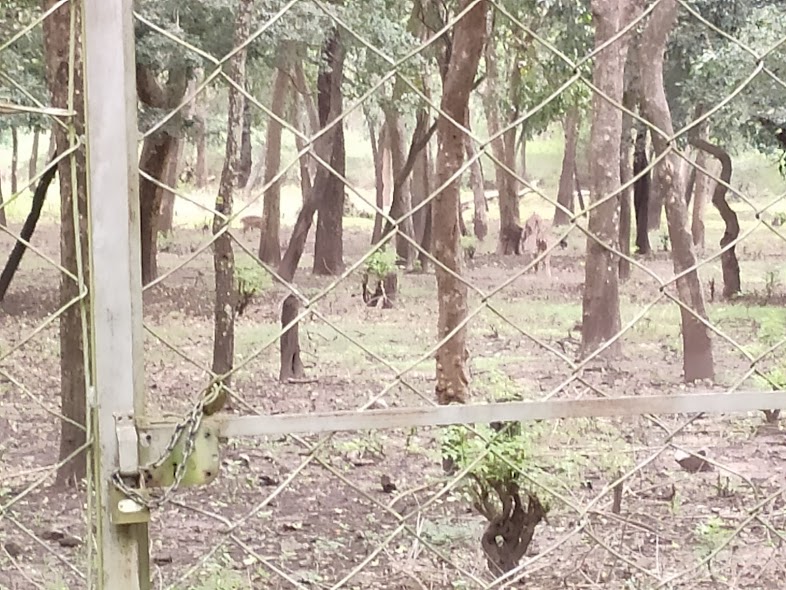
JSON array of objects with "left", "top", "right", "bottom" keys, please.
[
  {"left": 279, "top": 294, "right": 305, "bottom": 383},
  {"left": 361, "top": 271, "right": 397, "bottom": 309}
]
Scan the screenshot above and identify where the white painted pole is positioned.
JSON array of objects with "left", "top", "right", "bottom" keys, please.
[{"left": 83, "top": 0, "right": 146, "bottom": 587}]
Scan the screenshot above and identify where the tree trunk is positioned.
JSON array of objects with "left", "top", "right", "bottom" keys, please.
[
  {"left": 465, "top": 118, "right": 488, "bottom": 240},
  {"left": 277, "top": 31, "right": 345, "bottom": 283},
  {"left": 581, "top": 0, "right": 641, "bottom": 358},
  {"left": 292, "top": 91, "right": 313, "bottom": 204},
  {"left": 639, "top": 0, "right": 714, "bottom": 381},
  {"left": 484, "top": 37, "right": 521, "bottom": 255},
  {"left": 691, "top": 123, "right": 713, "bottom": 250},
  {"left": 368, "top": 117, "right": 386, "bottom": 244},
  {"left": 194, "top": 112, "right": 208, "bottom": 188},
  {"left": 47, "top": 128, "right": 57, "bottom": 158},
  {"left": 42, "top": 0, "right": 89, "bottom": 485},
  {"left": 433, "top": 0, "right": 488, "bottom": 405},
  {"left": 258, "top": 45, "right": 291, "bottom": 265},
  {"left": 205, "top": 0, "right": 252, "bottom": 416},
  {"left": 383, "top": 108, "right": 417, "bottom": 266},
  {"left": 237, "top": 95, "right": 253, "bottom": 188},
  {"left": 292, "top": 58, "right": 319, "bottom": 187},
  {"left": 28, "top": 128, "right": 40, "bottom": 182},
  {"left": 0, "top": 169, "right": 5, "bottom": 227},
  {"left": 158, "top": 136, "right": 183, "bottom": 235},
  {"left": 693, "top": 138, "right": 739, "bottom": 298},
  {"left": 11, "top": 127, "right": 19, "bottom": 195},
  {"left": 619, "top": 91, "right": 635, "bottom": 281},
  {"left": 136, "top": 64, "right": 188, "bottom": 284},
  {"left": 519, "top": 130, "right": 528, "bottom": 181},
  {"left": 279, "top": 295, "right": 305, "bottom": 382},
  {"left": 554, "top": 107, "right": 579, "bottom": 226},
  {"left": 647, "top": 148, "right": 664, "bottom": 230},
  {"left": 312, "top": 31, "right": 346, "bottom": 276},
  {"left": 633, "top": 127, "right": 651, "bottom": 255},
  {"left": 412, "top": 132, "right": 431, "bottom": 244}
]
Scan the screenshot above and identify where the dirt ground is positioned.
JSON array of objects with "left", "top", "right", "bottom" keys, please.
[{"left": 2, "top": 214, "right": 786, "bottom": 589}]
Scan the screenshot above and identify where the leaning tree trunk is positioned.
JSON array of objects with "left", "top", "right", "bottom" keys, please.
[
  {"left": 258, "top": 44, "right": 291, "bottom": 265},
  {"left": 554, "top": 107, "right": 579, "bottom": 226},
  {"left": 693, "top": 138, "right": 739, "bottom": 298},
  {"left": 312, "top": 31, "right": 346, "bottom": 276},
  {"left": 581, "top": 0, "right": 642, "bottom": 358},
  {"left": 433, "top": 0, "right": 488, "bottom": 405},
  {"left": 204, "top": 0, "right": 252, "bottom": 416},
  {"left": 639, "top": 0, "right": 714, "bottom": 381},
  {"left": 136, "top": 64, "right": 188, "bottom": 284},
  {"left": 691, "top": 120, "right": 713, "bottom": 250},
  {"left": 28, "top": 127, "right": 40, "bottom": 182},
  {"left": 633, "top": 126, "right": 651, "bottom": 255},
  {"left": 277, "top": 30, "right": 345, "bottom": 283},
  {"left": 42, "top": 0, "right": 89, "bottom": 485},
  {"left": 292, "top": 89, "right": 313, "bottom": 203}
]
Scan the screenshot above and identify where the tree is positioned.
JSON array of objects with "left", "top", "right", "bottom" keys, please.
[
  {"left": 277, "top": 29, "right": 345, "bottom": 283},
  {"left": 639, "top": 0, "right": 714, "bottom": 381},
  {"left": 257, "top": 43, "right": 292, "bottom": 265},
  {"left": 580, "top": 0, "right": 642, "bottom": 358},
  {"left": 205, "top": 0, "right": 252, "bottom": 416},
  {"left": 41, "top": 0, "right": 89, "bottom": 485},
  {"left": 554, "top": 107, "right": 580, "bottom": 226},
  {"left": 434, "top": 0, "right": 488, "bottom": 405},
  {"left": 312, "top": 30, "right": 346, "bottom": 276}
]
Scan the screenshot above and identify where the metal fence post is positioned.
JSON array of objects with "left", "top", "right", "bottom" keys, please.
[{"left": 83, "top": 0, "right": 147, "bottom": 588}]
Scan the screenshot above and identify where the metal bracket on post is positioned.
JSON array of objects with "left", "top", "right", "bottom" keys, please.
[{"left": 112, "top": 415, "right": 150, "bottom": 526}]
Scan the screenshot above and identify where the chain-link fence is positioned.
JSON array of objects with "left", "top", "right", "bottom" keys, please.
[{"left": 2, "top": 0, "right": 786, "bottom": 588}]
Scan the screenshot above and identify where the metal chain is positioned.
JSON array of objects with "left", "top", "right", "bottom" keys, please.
[{"left": 110, "top": 383, "right": 222, "bottom": 509}]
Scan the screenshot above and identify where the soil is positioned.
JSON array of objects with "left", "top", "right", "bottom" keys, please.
[{"left": 1, "top": 220, "right": 786, "bottom": 589}]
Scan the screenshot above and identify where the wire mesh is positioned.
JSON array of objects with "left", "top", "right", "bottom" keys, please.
[
  {"left": 4, "top": 0, "right": 786, "bottom": 587},
  {"left": 0, "top": 1, "right": 96, "bottom": 588}
]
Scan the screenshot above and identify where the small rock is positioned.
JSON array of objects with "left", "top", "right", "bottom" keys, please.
[{"left": 380, "top": 474, "right": 397, "bottom": 494}]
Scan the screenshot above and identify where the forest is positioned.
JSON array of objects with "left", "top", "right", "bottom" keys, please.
[{"left": 1, "top": 0, "right": 786, "bottom": 587}]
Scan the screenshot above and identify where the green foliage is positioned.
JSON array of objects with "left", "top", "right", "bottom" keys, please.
[
  {"left": 235, "top": 260, "right": 272, "bottom": 297},
  {"left": 364, "top": 247, "right": 397, "bottom": 280}
]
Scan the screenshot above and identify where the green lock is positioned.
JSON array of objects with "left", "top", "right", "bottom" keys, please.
[
  {"left": 145, "top": 422, "right": 220, "bottom": 488},
  {"left": 110, "top": 486, "right": 151, "bottom": 525}
]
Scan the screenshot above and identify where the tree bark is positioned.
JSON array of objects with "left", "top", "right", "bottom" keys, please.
[
  {"left": 0, "top": 168, "right": 5, "bottom": 227},
  {"left": 158, "top": 136, "right": 183, "bottom": 236},
  {"left": 28, "top": 127, "right": 40, "bottom": 182},
  {"left": 693, "top": 138, "right": 739, "bottom": 298},
  {"left": 434, "top": 0, "right": 488, "bottom": 405},
  {"left": 136, "top": 65, "right": 188, "bottom": 284},
  {"left": 554, "top": 107, "right": 580, "bottom": 226},
  {"left": 581, "top": 0, "right": 641, "bottom": 358},
  {"left": 465, "top": 117, "right": 488, "bottom": 240},
  {"left": 312, "top": 31, "right": 346, "bottom": 276},
  {"left": 42, "top": 0, "right": 89, "bottom": 485},
  {"left": 237, "top": 94, "right": 253, "bottom": 188},
  {"left": 633, "top": 126, "right": 651, "bottom": 255},
  {"left": 258, "top": 44, "right": 291, "bottom": 265},
  {"left": 639, "top": 0, "right": 714, "bottom": 381},
  {"left": 484, "top": 31, "right": 521, "bottom": 254},
  {"left": 691, "top": 122, "right": 713, "bottom": 250},
  {"left": 277, "top": 31, "right": 345, "bottom": 283},
  {"left": 205, "top": 0, "right": 252, "bottom": 415},
  {"left": 412, "top": 130, "right": 432, "bottom": 245},
  {"left": 291, "top": 90, "right": 312, "bottom": 204},
  {"left": 368, "top": 116, "right": 386, "bottom": 244},
  {"left": 619, "top": 91, "right": 635, "bottom": 281},
  {"left": 11, "top": 127, "right": 19, "bottom": 195},
  {"left": 279, "top": 295, "right": 305, "bottom": 382}
]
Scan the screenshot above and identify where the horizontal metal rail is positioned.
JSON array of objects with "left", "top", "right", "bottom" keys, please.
[{"left": 139, "top": 390, "right": 786, "bottom": 453}]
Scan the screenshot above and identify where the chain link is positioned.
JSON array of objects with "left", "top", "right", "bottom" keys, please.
[{"left": 110, "top": 382, "right": 222, "bottom": 510}]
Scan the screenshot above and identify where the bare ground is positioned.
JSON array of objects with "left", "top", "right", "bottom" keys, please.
[{"left": 2, "top": 218, "right": 786, "bottom": 589}]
